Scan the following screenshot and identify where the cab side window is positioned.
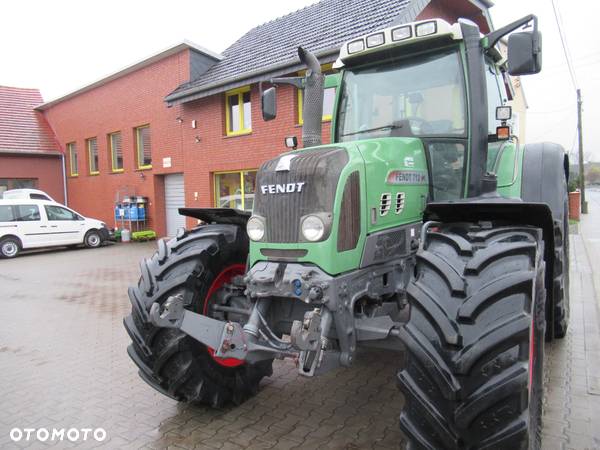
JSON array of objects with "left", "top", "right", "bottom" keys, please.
[
  {"left": 45, "top": 205, "right": 78, "bottom": 221},
  {"left": 15, "top": 205, "right": 40, "bottom": 221},
  {"left": 485, "top": 62, "right": 504, "bottom": 135}
]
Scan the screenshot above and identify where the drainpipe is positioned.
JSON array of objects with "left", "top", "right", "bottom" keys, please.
[
  {"left": 298, "top": 47, "right": 324, "bottom": 148},
  {"left": 61, "top": 153, "right": 68, "bottom": 206}
]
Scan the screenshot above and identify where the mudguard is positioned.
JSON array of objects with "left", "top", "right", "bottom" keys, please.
[
  {"left": 178, "top": 208, "right": 250, "bottom": 227},
  {"left": 424, "top": 196, "right": 557, "bottom": 338}
]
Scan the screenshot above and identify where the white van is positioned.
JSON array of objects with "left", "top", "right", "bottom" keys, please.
[{"left": 0, "top": 199, "right": 109, "bottom": 258}]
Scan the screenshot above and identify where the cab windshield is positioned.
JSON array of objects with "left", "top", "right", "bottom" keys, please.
[{"left": 337, "top": 49, "right": 466, "bottom": 141}]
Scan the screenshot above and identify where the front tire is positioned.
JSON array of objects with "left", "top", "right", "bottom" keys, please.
[
  {"left": 84, "top": 230, "right": 102, "bottom": 248},
  {"left": 123, "top": 224, "right": 272, "bottom": 407},
  {"left": 398, "top": 223, "right": 545, "bottom": 449}
]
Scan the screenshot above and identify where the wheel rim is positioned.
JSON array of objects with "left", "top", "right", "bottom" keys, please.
[
  {"left": 203, "top": 264, "right": 246, "bottom": 368},
  {"left": 87, "top": 234, "right": 100, "bottom": 246},
  {"left": 2, "top": 241, "right": 17, "bottom": 257}
]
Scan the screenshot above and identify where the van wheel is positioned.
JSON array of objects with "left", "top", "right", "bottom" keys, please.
[
  {"left": 84, "top": 230, "right": 102, "bottom": 248},
  {"left": 0, "top": 237, "right": 21, "bottom": 258}
]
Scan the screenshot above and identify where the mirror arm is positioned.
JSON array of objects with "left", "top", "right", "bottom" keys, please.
[
  {"left": 259, "top": 77, "right": 304, "bottom": 97},
  {"left": 270, "top": 76, "right": 304, "bottom": 89},
  {"left": 485, "top": 14, "right": 538, "bottom": 50}
]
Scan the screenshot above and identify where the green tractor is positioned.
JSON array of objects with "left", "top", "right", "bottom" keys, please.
[{"left": 124, "top": 14, "right": 569, "bottom": 449}]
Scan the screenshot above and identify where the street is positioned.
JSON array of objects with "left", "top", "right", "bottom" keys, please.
[{"left": 2, "top": 192, "right": 600, "bottom": 449}]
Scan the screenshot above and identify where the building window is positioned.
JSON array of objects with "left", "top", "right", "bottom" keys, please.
[
  {"left": 109, "top": 132, "right": 123, "bottom": 172},
  {"left": 67, "top": 142, "right": 78, "bottom": 176},
  {"left": 0, "top": 178, "right": 38, "bottom": 195},
  {"left": 135, "top": 125, "right": 152, "bottom": 169},
  {"left": 87, "top": 137, "right": 99, "bottom": 174},
  {"left": 214, "top": 170, "right": 256, "bottom": 211},
  {"left": 225, "top": 87, "right": 252, "bottom": 136},
  {"left": 298, "top": 64, "right": 336, "bottom": 124}
]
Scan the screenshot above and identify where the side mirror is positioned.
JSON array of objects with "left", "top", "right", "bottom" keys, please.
[
  {"left": 508, "top": 31, "right": 542, "bottom": 75},
  {"left": 261, "top": 87, "right": 277, "bottom": 121}
]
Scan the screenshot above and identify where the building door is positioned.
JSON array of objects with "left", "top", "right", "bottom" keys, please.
[{"left": 164, "top": 174, "right": 185, "bottom": 237}]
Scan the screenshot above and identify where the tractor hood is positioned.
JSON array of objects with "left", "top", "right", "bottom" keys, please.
[{"left": 249, "top": 137, "right": 429, "bottom": 275}]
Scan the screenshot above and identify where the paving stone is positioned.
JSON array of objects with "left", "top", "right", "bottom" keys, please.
[{"left": 4, "top": 200, "right": 600, "bottom": 450}]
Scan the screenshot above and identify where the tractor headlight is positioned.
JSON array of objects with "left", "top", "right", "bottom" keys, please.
[
  {"left": 366, "top": 32, "right": 385, "bottom": 48},
  {"left": 415, "top": 21, "right": 437, "bottom": 37},
  {"left": 247, "top": 216, "right": 265, "bottom": 241},
  {"left": 391, "top": 26, "right": 412, "bottom": 41},
  {"left": 301, "top": 215, "right": 325, "bottom": 242},
  {"left": 347, "top": 39, "right": 365, "bottom": 54}
]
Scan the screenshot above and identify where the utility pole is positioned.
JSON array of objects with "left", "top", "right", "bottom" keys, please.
[{"left": 577, "top": 89, "right": 587, "bottom": 214}]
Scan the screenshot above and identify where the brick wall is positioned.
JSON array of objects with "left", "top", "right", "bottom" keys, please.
[
  {"left": 42, "top": 50, "right": 191, "bottom": 236},
  {"left": 0, "top": 154, "right": 65, "bottom": 203},
  {"left": 42, "top": 53, "right": 333, "bottom": 236},
  {"left": 179, "top": 84, "right": 332, "bottom": 227},
  {"left": 417, "top": 1, "right": 490, "bottom": 33}
]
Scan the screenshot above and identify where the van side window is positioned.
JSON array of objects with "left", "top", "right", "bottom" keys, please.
[
  {"left": 0, "top": 205, "right": 15, "bottom": 222},
  {"left": 30, "top": 193, "right": 51, "bottom": 200},
  {"left": 15, "top": 205, "right": 40, "bottom": 221},
  {"left": 45, "top": 205, "right": 78, "bottom": 221}
]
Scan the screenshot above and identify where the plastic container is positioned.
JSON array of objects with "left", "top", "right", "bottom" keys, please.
[
  {"left": 121, "top": 229, "right": 131, "bottom": 242},
  {"left": 129, "top": 204, "right": 139, "bottom": 220}
]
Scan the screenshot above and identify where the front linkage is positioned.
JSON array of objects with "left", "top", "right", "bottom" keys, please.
[{"left": 150, "top": 255, "right": 413, "bottom": 377}]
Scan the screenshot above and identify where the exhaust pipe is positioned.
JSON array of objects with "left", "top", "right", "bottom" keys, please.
[{"left": 298, "top": 47, "right": 324, "bottom": 148}]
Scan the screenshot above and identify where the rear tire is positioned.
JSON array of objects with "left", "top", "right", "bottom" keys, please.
[
  {"left": 553, "top": 196, "right": 570, "bottom": 338},
  {"left": 123, "top": 224, "right": 272, "bottom": 406},
  {"left": 0, "top": 237, "right": 20, "bottom": 258},
  {"left": 398, "top": 223, "right": 545, "bottom": 449}
]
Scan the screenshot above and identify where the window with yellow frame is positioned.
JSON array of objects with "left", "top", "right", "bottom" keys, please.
[
  {"left": 225, "top": 86, "right": 252, "bottom": 136},
  {"left": 214, "top": 170, "right": 257, "bottom": 211},
  {"left": 135, "top": 125, "right": 152, "bottom": 169},
  {"left": 109, "top": 131, "right": 123, "bottom": 172},
  {"left": 87, "top": 137, "right": 99, "bottom": 175},
  {"left": 67, "top": 142, "right": 78, "bottom": 176},
  {"left": 297, "top": 63, "right": 336, "bottom": 125}
]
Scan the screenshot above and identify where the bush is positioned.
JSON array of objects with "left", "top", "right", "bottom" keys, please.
[{"left": 568, "top": 175, "right": 580, "bottom": 193}]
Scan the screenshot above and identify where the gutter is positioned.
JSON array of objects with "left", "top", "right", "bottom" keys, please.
[
  {"left": 0, "top": 148, "right": 63, "bottom": 156},
  {"left": 61, "top": 153, "right": 68, "bottom": 206},
  {"left": 165, "top": 47, "right": 339, "bottom": 106}
]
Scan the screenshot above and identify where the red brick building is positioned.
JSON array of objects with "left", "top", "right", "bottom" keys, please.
[
  {"left": 0, "top": 86, "right": 65, "bottom": 202},
  {"left": 37, "top": 0, "right": 492, "bottom": 237}
]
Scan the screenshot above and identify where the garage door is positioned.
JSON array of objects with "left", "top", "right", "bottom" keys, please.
[{"left": 164, "top": 174, "right": 186, "bottom": 237}]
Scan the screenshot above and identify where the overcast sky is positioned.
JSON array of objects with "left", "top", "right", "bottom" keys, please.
[{"left": 1, "top": 0, "right": 599, "bottom": 160}]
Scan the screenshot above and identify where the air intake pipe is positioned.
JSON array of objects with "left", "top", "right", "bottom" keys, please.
[{"left": 298, "top": 47, "right": 324, "bottom": 148}]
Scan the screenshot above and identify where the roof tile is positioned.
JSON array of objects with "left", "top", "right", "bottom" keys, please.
[
  {"left": 0, "top": 86, "right": 60, "bottom": 154},
  {"left": 168, "top": 0, "right": 411, "bottom": 101}
]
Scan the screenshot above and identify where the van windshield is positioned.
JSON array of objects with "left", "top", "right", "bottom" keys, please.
[{"left": 337, "top": 49, "right": 467, "bottom": 141}]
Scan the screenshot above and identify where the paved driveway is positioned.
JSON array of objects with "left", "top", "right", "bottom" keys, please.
[{"left": 2, "top": 205, "right": 600, "bottom": 449}]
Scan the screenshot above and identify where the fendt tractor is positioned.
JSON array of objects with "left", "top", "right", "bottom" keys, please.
[{"left": 124, "top": 14, "right": 570, "bottom": 449}]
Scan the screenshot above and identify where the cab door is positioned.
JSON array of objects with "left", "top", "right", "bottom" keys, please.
[
  {"left": 43, "top": 204, "right": 85, "bottom": 244},
  {"left": 12, "top": 204, "right": 48, "bottom": 248}
]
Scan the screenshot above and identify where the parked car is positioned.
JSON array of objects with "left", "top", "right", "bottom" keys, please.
[
  {"left": 1, "top": 188, "right": 55, "bottom": 202},
  {"left": 0, "top": 198, "right": 109, "bottom": 258}
]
